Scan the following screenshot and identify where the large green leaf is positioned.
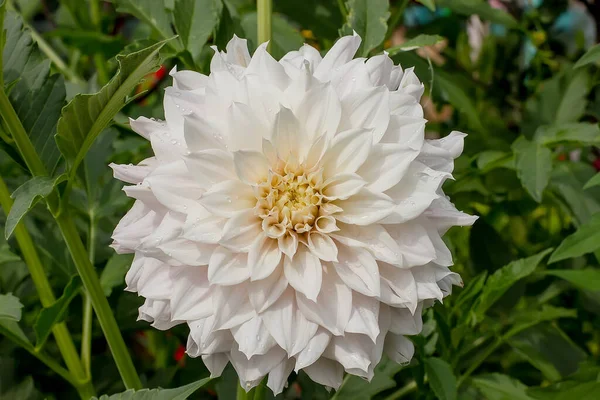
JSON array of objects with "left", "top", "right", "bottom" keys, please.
[
  {"left": 240, "top": 12, "right": 304, "bottom": 60},
  {"left": 387, "top": 35, "right": 444, "bottom": 54},
  {"left": 92, "top": 377, "right": 211, "bottom": 399},
  {"left": 549, "top": 213, "right": 600, "bottom": 263},
  {"left": 512, "top": 136, "right": 553, "bottom": 202},
  {"left": 583, "top": 173, "right": 600, "bottom": 189},
  {"left": 555, "top": 69, "right": 590, "bottom": 124},
  {"left": 471, "top": 374, "right": 534, "bottom": 400},
  {"left": 469, "top": 249, "right": 553, "bottom": 325},
  {"left": 2, "top": 11, "right": 65, "bottom": 173},
  {"left": 544, "top": 269, "right": 600, "bottom": 292},
  {"left": 173, "top": 0, "right": 223, "bottom": 60},
  {"left": 534, "top": 123, "right": 600, "bottom": 146},
  {"left": 114, "top": 0, "right": 180, "bottom": 49},
  {"left": 574, "top": 43, "right": 600, "bottom": 69},
  {"left": 436, "top": 0, "right": 517, "bottom": 28},
  {"left": 100, "top": 254, "right": 134, "bottom": 296},
  {"left": 55, "top": 39, "right": 170, "bottom": 184},
  {"left": 0, "top": 293, "right": 30, "bottom": 346},
  {"left": 505, "top": 305, "right": 577, "bottom": 338},
  {"left": 33, "top": 276, "right": 82, "bottom": 349},
  {"left": 425, "top": 358, "right": 457, "bottom": 400},
  {"left": 343, "top": 0, "right": 390, "bottom": 57},
  {"left": 5, "top": 175, "right": 65, "bottom": 239},
  {"left": 331, "top": 358, "right": 403, "bottom": 400},
  {"left": 0, "top": 239, "right": 20, "bottom": 265},
  {"left": 528, "top": 381, "right": 600, "bottom": 400},
  {"left": 550, "top": 162, "right": 600, "bottom": 225}
]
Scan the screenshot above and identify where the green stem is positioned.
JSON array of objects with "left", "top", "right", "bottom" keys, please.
[
  {"left": 55, "top": 212, "right": 142, "bottom": 390},
  {"left": 383, "top": 380, "right": 418, "bottom": 400},
  {"left": 81, "top": 209, "right": 97, "bottom": 377},
  {"left": 0, "top": 177, "right": 96, "bottom": 399},
  {"left": 28, "top": 26, "right": 84, "bottom": 84},
  {"left": 257, "top": 0, "right": 272, "bottom": 52},
  {"left": 337, "top": 0, "right": 348, "bottom": 19},
  {"left": 90, "top": 0, "right": 109, "bottom": 86},
  {"left": 0, "top": 70, "right": 142, "bottom": 390},
  {"left": 457, "top": 337, "right": 502, "bottom": 387}
]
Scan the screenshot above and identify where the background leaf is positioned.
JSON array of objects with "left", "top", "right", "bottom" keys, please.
[
  {"left": 93, "top": 377, "right": 211, "bottom": 400},
  {"left": 173, "top": 0, "right": 223, "bottom": 60},
  {"left": 549, "top": 213, "right": 600, "bottom": 263},
  {"left": 512, "top": 137, "right": 553, "bottom": 202},
  {"left": 425, "top": 357, "right": 457, "bottom": 400},
  {"left": 544, "top": 269, "right": 600, "bottom": 292},
  {"left": 343, "top": 0, "right": 390, "bottom": 57}
]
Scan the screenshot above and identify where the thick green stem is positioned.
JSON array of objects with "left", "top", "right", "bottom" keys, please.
[
  {"left": 81, "top": 209, "right": 97, "bottom": 377},
  {"left": 0, "top": 177, "right": 96, "bottom": 399},
  {"left": 337, "top": 0, "right": 348, "bottom": 19},
  {"left": 55, "top": 212, "right": 142, "bottom": 390},
  {"left": 257, "top": 0, "right": 272, "bottom": 52},
  {"left": 89, "top": 0, "right": 109, "bottom": 86}
]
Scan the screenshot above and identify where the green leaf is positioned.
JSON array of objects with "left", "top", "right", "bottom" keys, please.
[
  {"left": 173, "top": 0, "right": 223, "bottom": 60},
  {"left": 416, "top": 0, "right": 436, "bottom": 11},
  {"left": 505, "top": 305, "right": 577, "bottom": 338},
  {"left": 512, "top": 136, "right": 553, "bottom": 202},
  {"left": 343, "top": 0, "right": 390, "bottom": 57},
  {"left": 425, "top": 358, "right": 457, "bottom": 400},
  {"left": 544, "top": 269, "right": 600, "bottom": 292},
  {"left": 387, "top": 34, "right": 444, "bottom": 54},
  {"left": 528, "top": 381, "right": 600, "bottom": 400},
  {"left": 0, "top": 240, "right": 20, "bottom": 265},
  {"left": 534, "top": 123, "right": 600, "bottom": 146},
  {"left": 34, "top": 276, "right": 82, "bottom": 349},
  {"left": 550, "top": 162, "right": 600, "bottom": 225},
  {"left": 240, "top": 12, "right": 304, "bottom": 60},
  {"left": 332, "top": 357, "right": 403, "bottom": 400},
  {"left": 114, "top": 0, "right": 180, "bottom": 49},
  {"left": 470, "top": 249, "right": 553, "bottom": 325},
  {"left": 471, "top": 374, "right": 534, "bottom": 400},
  {"left": 555, "top": 69, "right": 590, "bottom": 124},
  {"left": 0, "top": 293, "right": 23, "bottom": 321},
  {"left": 583, "top": 173, "right": 600, "bottom": 190},
  {"left": 100, "top": 254, "right": 134, "bottom": 296},
  {"left": 92, "top": 377, "right": 211, "bottom": 400},
  {"left": 574, "top": 43, "right": 600, "bottom": 69},
  {"left": 549, "top": 213, "right": 600, "bottom": 263},
  {"left": 5, "top": 175, "right": 65, "bottom": 239},
  {"left": 2, "top": 11, "right": 66, "bottom": 173},
  {"left": 55, "top": 39, "right": 170, "bottom": 184},
  {"left": 436, "top": 0, "right": 517, "bottom": 28},
  {"left": 45, "top": 29, "right": 126, "bottom": 58},
  {"left": 507, "top": 324, "right": 586, "bottom": 381}
]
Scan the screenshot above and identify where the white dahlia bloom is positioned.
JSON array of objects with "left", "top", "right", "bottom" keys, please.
[{"left": 111, "top": 34, "right": 477, "bottom": 394}]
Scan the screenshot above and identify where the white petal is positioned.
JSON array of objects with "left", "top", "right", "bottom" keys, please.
[
  {"left": 187, "top": 316, "right": 234, "bottom": 354},
  {"left": 249, "top": 233, "right": 282, "bottom": 281},
  {"left": 233, "top": 150, "right": 270, "bottom": 185},
  {"left": 200, "top": 180, "right": 255, "bottom": 217},
  {"left": 303, "top": 358, "right": 344, "bottom": 389},
  {"left": 225, "top": 34, "right": 251, "bottom": 67},
  {"left": 328, "top": 333, "right": 373, "bottom": 372},
  {"left": 331, "top": 222, "right": 402, "bottom": 265},
  {"left": 295, "top": 328, "right": 331, "bottom": 371},
  {"left": 227, "top": 102, "right": 265, "bottom": 151},
  {"left": 202, "top": 353, "right": 229, "bottom": 378},
  {"left": 389, "top": 303, "right": 423, "bottom": 335},
  {"left": 129, "top": 116, "right": 162, "bottom": 140},
  {"left": 424, "top": 196, "right": 478, "bottom": 233},
  {"left": 183, "top": 113, "right": 227, "bottom": 152},
  {"left": 365, "top": 53, "right": 393, "bottom": 87},
  {"left": 345, "top": 293, "right": 380, "bottom": 342},
  {"left": 322, "top": 173, "right": 367, "bottom": 201},
  {"left": 320, "top": 128, "right": 372, "bottom": 178},
  {"left": 248, "top": 265, "right": 288, "bottom": 313},
  {"left": 307, "top": 232, "right": 338, "bottom": 262},
  {"left": 246, "top": 43, "right": 290, "bottom": 90},
  {"left": 231, "top": 317, "right": 277, "bottom": 358},
  {"left": 358, "top": 143, "right": 420, "bottom": 193},
  {"left": 212, "top": 284, "right": 255, "bottom": 330},
  {"left": 296, "top": 267, "right": 352, "bottom": 335},
  {"left": 314, "top": 34, "right": 361, "bottom": 81},
  {"left": 340, "top": 86, "right": 390, "bottom": 142},
  {"left": 379, "top": 263, "right": 418, "bottom": 312},
  {"left": 296, "top": 83, "right": 341, "bottom": 145},
  {"left": 184, "top": 149, "right": 236, "bottom": 186},
  {"left": 220, "top": 209, "right": 262, "bottom": 252},
  {"left": 267, "top": 358, "right": 295, "bottom": 395},
  {"left": 334, "top": 245, "right": 380, "bottom": 297},
  {"left": 229, "top": 346, "right": 287, "bottom": 391},
  {"left": 385, "top": 221, "right": 436, "bottom": 268},
  {"left": 335, "top": 188, "right": 395, "bottom": 225},
  {"left": 158, "top": 238, "right": 215, "bottom": 266},
  {"left": 284, "top": 245, "right": 323, "bottom": 301},
  {"left": 278, "top": 231, "right": 298, "bottom": 258},
  {"left": 384, "top": 334, "right": 414, "bottom": 365},
  {"left": 110, "top": 158, "right": 156, "bottom": 184},
  {"left": 271, "top": 107, "right": 300, "bottom": 160},
  {"left": 169, "top": 267, "right": 213, "bottom": 320},
  {"left": 208, "top": 246, "right": 251, "bottom": 285}
]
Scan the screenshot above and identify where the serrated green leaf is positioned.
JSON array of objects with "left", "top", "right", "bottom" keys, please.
[
  {"left": 240, "top": 12, "right": 304, "bottom": 60},
  {"left": 534, "top": 123, "right": 600, "bottom": 146},
  {"left": 512, "top": 136, "right": 552, "bottom": 202},
  {"left": 425, "top": 358, "right": 457, "bottom": 400},
  {"left": 436, "top": 0, "right": 517, "bottom": 28},
  {"left": 387, "top": 34, "right": 444, "bottom": 54},
  {"left": 471, "top": 374, "right": 534, "bottom": 400},
  {"left": 343, "top": 0, "right": 390, "bottom": 57},
  {"left": 584, "top": 173, "right": 600, "bottom": 189},
  {"left": 555, "top": 69, "right": 590, "bottom": 124},
  {"left": 574, "top": 43, "right": 600, "bottom": 69},
  {"left": 332, "top": 358, "right": 403, "bottom": 400},
  {"left": 470, "top": 249, "right": 553, "bottom": 325},
  {"left": 100, "top": 254, "right": 134, "bottom": 296},
  {"left": 55, "top": 39, "right": 170, "bottom": 184},
  {"left": 92, "top": 377, "right": 211, "bottom": 400},
  {"left": 550, "top": 162, "right": 600, "bottom": 225},
  {"left": 0, "top": 240, "right": 20, "bottom": 265},
  {"left": 5, "top": 175, "right": 65, "bottom": 239},
  {"left": 544, "top": 269, "right": 600, "bottom": 292},
  {"left": 549, "top": 213, "right": 600, "bottom": 263},
  {"left": 2, "top": 11, "right": 66, "bottom": 173},
  {"left": 33, "top": 276, "right": 82, "bottom": 349},
  {"left": 173, "top": 0, "right": 222, "bottom": 60},
  {"left": 0, "top": 293, "right": 30, "bottom": 346}
]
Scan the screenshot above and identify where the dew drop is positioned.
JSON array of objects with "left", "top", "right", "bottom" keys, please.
[{"left": 171, "top": 139, "right": 178, "bottom": 145}]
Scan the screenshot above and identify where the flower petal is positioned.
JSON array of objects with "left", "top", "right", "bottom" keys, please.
[
  {"left": 233, "top": 150, "right": 270, "bottom": 185},
  {"left": 322, "top": 173, "right": 367, "bottom": 201},
  {"left": 358, "top": 143, "right": 419, "bottom": 193},
  {"left": 284, "top": 245, "right": 323, "bottom": 301},
  {"left": 200, "top": 180, "right": 255, "bottom": 217},
  {"left": 208, "top": 246, "right": 251, "bottom": 285},
  {"left": 334, "top": 245, "right": 380, "bottom": 297},
  {"left": 248, "top": 265, "right": 288, "bottom": 313},
  {"left": 303, "top": 358, "right": 344, "bottom": 390},
  {"left": 335, "top": 188, "right": 395, "bottom": 225},
  {"left": 320, "top": 128, "right": 372, "bottom": 178},
  {"left": 249, "top": 233, "right": 282, "bottom": 281},
  {"left": 314, "top": 34, "right": 361, "bottom": 81},
  {"left": 307, "top": 232, "right": 338, "bottom": 262},
  {"left": 345, "top": 293, "right": 380, "bottom": 342},
  {"left": 220, "top": 209, "right": 262, "bottom": 252}
]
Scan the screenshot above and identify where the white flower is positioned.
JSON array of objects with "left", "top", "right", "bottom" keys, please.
[{"left": 111, "top": 34, "right": 477, "bottom": 394}]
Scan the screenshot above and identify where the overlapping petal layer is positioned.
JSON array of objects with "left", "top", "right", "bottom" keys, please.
[{"left": 112, "top": 33, "right": 477, "bottom": 394}]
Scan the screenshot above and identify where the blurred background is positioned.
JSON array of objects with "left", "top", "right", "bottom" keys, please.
[{"left": 1, "top": 0, "right": 599, "bottom": 399}]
